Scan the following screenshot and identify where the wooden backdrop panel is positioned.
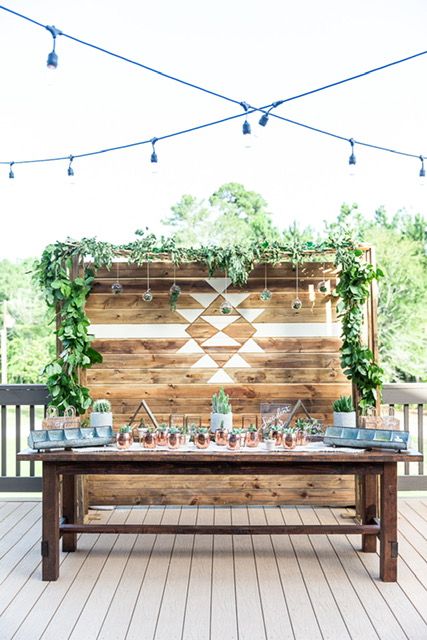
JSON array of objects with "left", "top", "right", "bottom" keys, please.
[{"left": 84, "top": 261, "right": 354, "bottom": 506}]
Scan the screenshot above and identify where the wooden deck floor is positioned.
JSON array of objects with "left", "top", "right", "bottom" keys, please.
[{"left": 0, "top": 499, "right": 427, "bottom": 640}]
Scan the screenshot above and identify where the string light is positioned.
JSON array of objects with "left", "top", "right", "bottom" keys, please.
[
  {"left": 150, "top": 137, "right": 158, "bottom": 170},
  {"left": 67, "top": 155, "right": 74, "bottom": 177},
  {"left": 45, "top": 25, "right": 62, "bottom": 69},
  {"left": 419, "top": 155, "right": 425, "bottom": 185},
  {"left": 8, "top": 162, "right": 14, "bottom": 179},
  {"left": 258, "top": 101, "right": 285, "bottom": 127},
  {"left": 348, "top": 138, "right": 356, "bottom": 175},
  {"left": 240, "top": 101, "right": 251, "bottom": 136}
]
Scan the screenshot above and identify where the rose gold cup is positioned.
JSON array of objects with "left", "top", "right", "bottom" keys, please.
[
  {"left": 272, "top": 430, "right": 283, "bottom": 445},
  {"left": 245, "top": 431, "right": 259, "bottom": 448},
  {"left": 296, "top": 430, "right": 307, "bottom": 446},
  {"left": 156, "top": 429, "right": 168, "bottom": 447},
  {"left": 116, "top": 433, "right": 133, "bottom": 449},
  {"left": 167, "top": 433, "right": 180, "bottom": 449},
  {"left": 195, "top": 433, "right": 210, "bottom": 449},
  {"left": 215, "top": 429, "right": 228, "bottom": 446},
  {"left": 179, "top": 433, "right": 188, "bottom": 446},
  {"left": 227, "top": 433, "right": 241, "bottom": 450},
  {"left": 283, "top": 432, "right": 297, "bottom": 449},
  {"left": 143, "top": 432, "right": 156, "bottom": 449}
]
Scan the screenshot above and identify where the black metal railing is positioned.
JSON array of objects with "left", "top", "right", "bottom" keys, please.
[{"left": 0, "top": 383, "right": 425, "bottom": 492}]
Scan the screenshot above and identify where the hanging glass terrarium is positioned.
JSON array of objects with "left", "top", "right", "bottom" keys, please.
[
  {"left": 260, "top": 263, "right": 272, "bottom": 301},
  {"left": 142, "top": 256, "right": 153, "bottom": 302},
  {"left": 291, "top": 261, "right": 302, "bottom": 311},
  {"left": 111, "top": 261, "right": 123, "bottom": 294},
  {"left": 169, "top": 263, "right": 181, "bottom": 311},
  {"left": 317, "top": 263, "right": 328, "bottom": 294},
  {"left": 220, "top": 270, "right": 233, "bottom": 314}
]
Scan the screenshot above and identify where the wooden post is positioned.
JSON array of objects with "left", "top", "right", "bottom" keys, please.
[
  {"left": 42, "top": 462, "right": 60, "bottom": 581},
  {"left": 366, "top": 247, "right": 381, "bottom": 416},
  {"left": 380, "top": 462, "right": 398, "bottom": 581},
  {"left": 359, "top": 474, "right": 378, "bottom": 552},
  {"left": 62, "top": 474, "right": 77, "bottom": 552}
]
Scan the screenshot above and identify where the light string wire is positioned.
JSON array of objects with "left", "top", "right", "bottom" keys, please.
[{"left": 0, "top": 4, "right": 426, "bottom": 165}]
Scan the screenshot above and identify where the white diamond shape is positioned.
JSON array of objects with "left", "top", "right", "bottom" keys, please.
[
  {"left": 202, "top": 331, "right": 240, "bottom": 347},
  {"left": 237, "top": 308, "right": 265, "bottom": 323},
  {"left": 176, "top": 308, "right": 203, "bottom": 323},
  {"left": 207, "top": 369, "right": 235, "bottom": 384},
  {"left": 201, "top": 315, "right": 239, "bottom": 330},
  {"left": 190, "top": 293, "right": 218, "bottom": 308},
  {"left": 206, "top": 277, "right": 232, "bottom": 293},
  {"left": 176, "top": 339, "right": 205, "bottom": 354},
  {"left": 223, "top": 293, "right": 250, "bottom": 307},
  {"left": 224, "top": 354, "right": 251, "bottom": 368},
  {"left": 191, "top": 354, "right": 219, "bottom": 369},
  {"left": 238, "top": 338, "right": 264, "bottom": 353}
]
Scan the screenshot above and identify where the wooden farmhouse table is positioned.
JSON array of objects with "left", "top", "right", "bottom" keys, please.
[{"left": 17, "top": 446, "right": 423, "bottom": 582}]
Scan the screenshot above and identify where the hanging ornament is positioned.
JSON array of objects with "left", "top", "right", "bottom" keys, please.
[
  {"left": 111, "top": 261, "right": 123, "bottom": 294},
  {"left": 260, "top": 263, "right": 272, "bottom": 301},
  {"left": 169, "top": 263, "right": 181, "bottom": 311},
  {"left": 142, "top": 256, "right": 153, "bottom": 302},
  {"left": 220, "top": 270, "right": 233, "bottom": 314},
  {"left": 317, "top": 262, "right": 328, "bottom": 294},
  {"left": 291, "top": 261, "right": 302, "bottom": 311}
]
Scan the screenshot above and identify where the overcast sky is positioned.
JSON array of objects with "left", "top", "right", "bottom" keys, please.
[{"left": 0, "top": 0, "right": 426, "bottom": 259}]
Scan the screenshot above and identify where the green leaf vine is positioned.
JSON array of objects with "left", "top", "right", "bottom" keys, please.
[{"left": 34, "top": 229, "right": 383, "bottom": 415}]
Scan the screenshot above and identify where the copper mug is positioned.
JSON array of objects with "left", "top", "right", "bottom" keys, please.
[
  {"left": 245, "top": 431, "right": 259, "bottom": 448},
  {"left": 195, "top": 432, "right": 210, "bottom": 449},
  {"left": 271, "top": 429, "right": 283, "bottom": 446},
  {"left": 167, "top": 432, "right": 180, "bottom": 449},
  {"left": 227, "top": 432, "right": 241, "bottom": 450},
  {"left": 215, "top": 428, "right": 228, "bottom": 446},
  {"left": 283, "top": 432, "right": 297, "bottom": 450},
  {"left": 143, "top": 431, "right": 156, "bottom": 449},
  {"left": 156, "top": 429, "right": 168, "bottom": 447},
  {"left": 116, "top": 432, "right": 133, "bottom": 450},
  {"left": 296, "top": 429, "right": 307, "bottom": 446}
]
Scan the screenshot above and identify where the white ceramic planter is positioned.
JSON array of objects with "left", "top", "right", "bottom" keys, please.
[
  {"left": 333, "top": 411, "right": 356, "bottom": 428},
  {"left": 210, "top": 412, "right": 233, "bottom": 433},
  {"left": 90, "top": 412, "right": 113, "bottom": 428}
]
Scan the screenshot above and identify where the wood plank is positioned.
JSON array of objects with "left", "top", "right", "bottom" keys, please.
[
  {"left": 210, "top": 507, "right": 238, "bottom": 640},
  {"left": 0, "top": 502, "right": 36, "bottom": 540},
  {"left": 91, "top": 339, "right": 189, "bottom": 354},
  {"left": 87, "top": 367, "right": 347, "bottom": 385},
  {"left": 253, "top": 337, "right": 343, "bottom": 352},
  {"left": 87, "top": 309, "right": 190, "bottom": 324},
  {"left": 182, "top": 507, "right": 214, "bottom": 640},
  {"left": 281, "top": 506, "right": 351, "bottom": 640},
  {"left": 0, "top": 503, "right": 40, "bottom": 559}
]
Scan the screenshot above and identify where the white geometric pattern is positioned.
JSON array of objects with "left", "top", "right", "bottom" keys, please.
[
  {"left": 207, "top": 369, "right": 235, "bottom": 384},
  {"left": 206, "top": 277, "right": 231, "bottom": 293},
  {"left": 201, "top": 315, "right": 239, "bottom": 330},
  {"left": 223, "top": 293, "right": 250, "bottom": 307},
  {"left": 237, "top": 308, "right": 265, "bottom": 323},
  {"left": 223, "top": 354, "right": 251, "bottom": 368},
  {"left": 176, "top": 339, "right": 205, "bottom": 354},
  {"left": 253, "top": 323, "right": 341, "bottom": 337},
  {"left": 89, "top": 324, "right": 189, "bottom": 338},
  {"left": 176, "top": 308, "right": 204, "bottom": 323},
  {"left": 191, "top": 354, "right": 219, "bottom": 368},
  {"left": 238, "top": 338, "right": 265, "bottom": 353},
  {"left": 190, "top": 293, "right": 219, "bottom": 308},
  {"left": 201, "top": 331, "right": 241, "bottom": 347}
]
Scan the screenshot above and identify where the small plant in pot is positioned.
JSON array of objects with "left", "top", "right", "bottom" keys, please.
[
  {"left": 167, "top": 426, "right": 181, "bottom": 450},
  {"left": 142, "top": 426, "right": 156, "bottom": 449},
  {"left": 294, "top": 418, "right": 309, "bottom": 446},
  {"left": 333, "top": 396, "right": 356, "bottom": 427},
  {"left": 210, "top": 387, "right": 233, "bottom": 433},
  {"left": 227, "top": 428, "right": 242, "bottom": 450},
  {"left": 244, "top": 424, "right": 260, "bottom": 448},
  {"left": 194, "top": 427, "right": 211, "bottom": 449},
  {"left": 116, "top": 425, "right": 133, "bottom": 449},
  {"left": 156, "top": 423, "right": 168, "bottom": 447},
  {"left": 215, "top": 420, "right": 228, "bottom": 446},
  {"left": 282, "top": 427, "right": 297, "bottom": 450},
  {"left": 90, "top": 399, "right": 113, "bottom": 428}
]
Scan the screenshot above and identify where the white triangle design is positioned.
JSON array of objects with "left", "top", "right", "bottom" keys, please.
[
  {"left": 190, "top": 293, "right": 218, "bottom": 308},
  {"left": 224, "top": 354, "right": 251, "bottom": 368},
  {"left": 238, "top": 308, "right": 265, "bottom": 323},
  {"left": 206, "top": 277, "right": 232, "bottom": 294},
  {"left": 202, "top": 331, "right": 240, "bottom": 347},
  {"left": 207, "top": 369, "right": 235, "bottom": 384},
  {"left": 238, "top": 338, "right": 265, "bottom": 353},
  {"left": 177, "top": 308, "right": 203, "bottom": 323},
  {"left": 201, "top": 315, "right": 239, "bottom": 330},
  {"left": 176, "top": 339, "right": 205, "bottom": 354},
  {"left": 223, "top": 293, "right": 250, "bottom": 307},
  {"left": 191, "top": 354, "right": 219, "bottom": 369}
]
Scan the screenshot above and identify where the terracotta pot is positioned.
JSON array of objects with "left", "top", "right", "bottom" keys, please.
[
  {"left": 271, "top": 429, "right": 283, "bottom": 445},
  {"left": 143, "top": 432, "right": 156, "bottom": 449},
  {"left": 215, "top": 428, "right": 228, "bottom": 446},
  {"left": 296, "top": 430, "right": 307, "bottom": 446},
  {"left": 167, "top": 432, "right": 180, "bottom": 449},
  {"left": 195, "top": 432, "right": 210, "bottom": 449},
  {"left": 156, "top": 429, "right": 168, "bottom": 447},
  {"left": 283, "top": 432, "right": 297, "bottom": 449},
  {"left": 116, "top": 432, "right": 133, "bottom": 449},
  {"left": 245, "top": 431, "right": 259, "bottom": 448},
  {"left": 227, "top": 433, "right": 241, "bottom": 450}
]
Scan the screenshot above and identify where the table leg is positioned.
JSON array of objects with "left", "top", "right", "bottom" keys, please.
[
  {"left": 42, "top": 462, "right": 60, "bottom": 581},
  {"left": 62, "top": 474, "right": 77, "bottom": 552},
  {"left": 380, "top": 462, "right": 398, "bottom": 582},
  {"left": 360, "top": 474, "right": 377, "bottom": 552}
]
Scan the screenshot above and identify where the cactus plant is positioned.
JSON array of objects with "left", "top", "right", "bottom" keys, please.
[
  {"left": 211, "top": 387, "right": 231, "bottom": 414},
  {"left": 92, "top": 399, "right": 112, "bottom": 413},
  {"left": 332, "top": 396, "right": 354, "bottom": 412},
  {"left": 333, "top": 395, "right": 356, "bottom": 427}
]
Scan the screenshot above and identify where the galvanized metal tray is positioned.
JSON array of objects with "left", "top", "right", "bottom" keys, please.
[
  {"left": 323, "top": 426, "right": 409, "bottom": 451},
  {"left": 28, "top": 426, "right": 114, "bottom": 450}
]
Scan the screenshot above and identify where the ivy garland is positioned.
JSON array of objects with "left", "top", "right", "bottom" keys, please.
[{"left": 34, "top": 229, "right": 383, "bottom": 415}]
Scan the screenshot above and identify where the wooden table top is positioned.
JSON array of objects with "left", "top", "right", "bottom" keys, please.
[{"left": 17, "top": 444, "right": 423, "bottom": 464}]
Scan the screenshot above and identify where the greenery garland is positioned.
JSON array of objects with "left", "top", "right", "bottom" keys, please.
[{"left": 34, "top": 229, "right": 383, "bottom": 415}]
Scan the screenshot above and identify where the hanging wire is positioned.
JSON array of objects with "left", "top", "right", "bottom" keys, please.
[
  {"left": 220, "top": 270, "right": 233, "bottom": 315},
  {"left": 291, "top": 262, "right": 302, "bottom": 311},
  {"left": 143, "top": 254, "right": 153, "bottom": 301}
]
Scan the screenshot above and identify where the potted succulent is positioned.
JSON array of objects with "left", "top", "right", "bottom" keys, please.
[
  {"left": 142, "top": 426, "right": 157, "bottom": 449},
  {"left": 282, "top": 427, "right": 297, "bottom": 450},
  {"left": 116, "top": 425, "right": 133, "bottom": 449},
  {"left": 270, "top": 419, "right": 283, "bottom": 445},
  {"left": 333, "top": 396, "right": 356, "bottom": 428},
  {"left": 194, "top": 427, "right": 211, "bottom": 449},
  {"left": 215, "top": 419, "right": 228, "bottom": 446},
  {"left": 227, "top": 428, "right": 242, "bottom": 451},
  {"left": 156, "top": 423, "right": 168, "bottom": 447},
  {"left": 210, "top": 387, "right": 233, "bottom": 433},
  {"left": 167, "top": 426, "right": 181, "bottom": 449},
  {"left": 244, "top": 424, "right": 260, "bottom": 448},
  {"left": 294, "top": 418, "right": 309, "bottom": 446},
  {"left": 90, "top": 399, "right": 113, "bottom": 428}
]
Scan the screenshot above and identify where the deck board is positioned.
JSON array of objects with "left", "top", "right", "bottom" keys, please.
[{"left": 0, "top": 499, "right": 427, "bottom": 640}]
